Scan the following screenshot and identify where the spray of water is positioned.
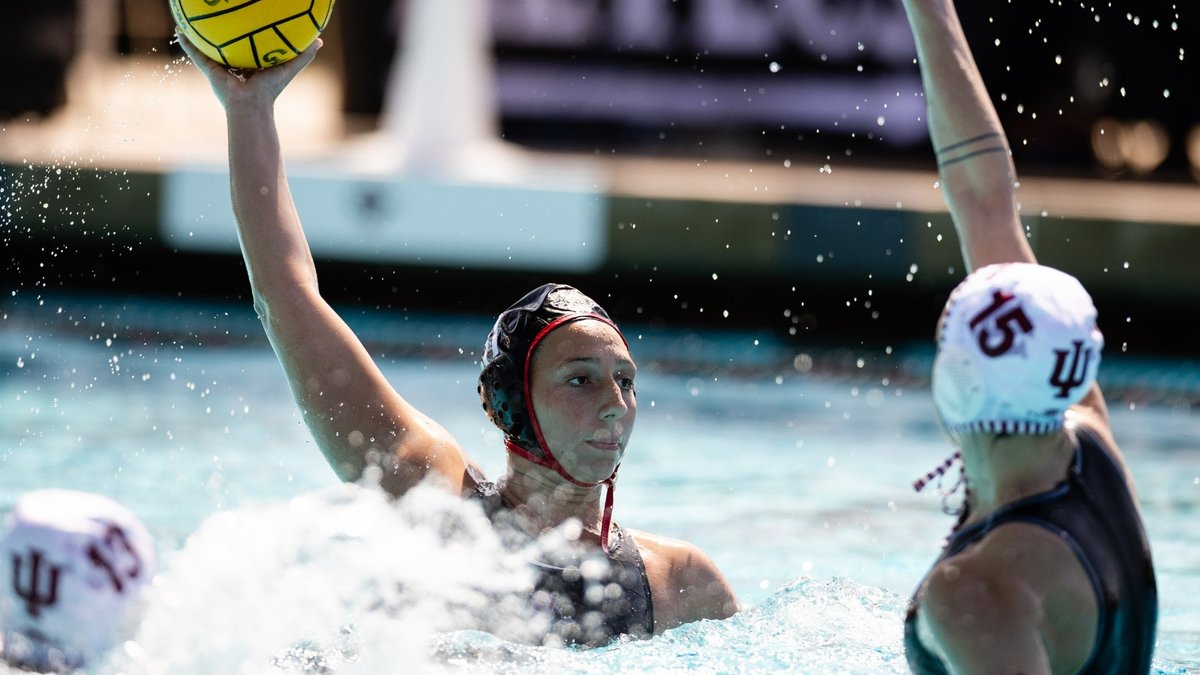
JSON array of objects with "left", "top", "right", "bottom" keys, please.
[{"left": 106, "top": 482, "right": 544, "bottom": 674}]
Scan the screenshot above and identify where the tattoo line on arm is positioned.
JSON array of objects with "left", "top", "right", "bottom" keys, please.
[{"left": 934, "top": 131, "right": 1010, "bottom": 168}]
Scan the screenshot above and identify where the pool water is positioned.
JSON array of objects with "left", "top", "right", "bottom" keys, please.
[{"left": 1, "top": 292, "right": 1197, "bottom": 673}]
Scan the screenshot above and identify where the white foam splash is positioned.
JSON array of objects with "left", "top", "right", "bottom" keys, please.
[
  {"left": 106, "top": 482, "right": 540, "bottom": 674},
  {"left": 61, "top": 477, "right": 921, "bottom": 674}
]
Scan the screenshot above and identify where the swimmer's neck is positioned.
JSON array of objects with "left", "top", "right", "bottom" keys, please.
[
  {"left": 498, "top": 455, "right": 607, "bottom": 541},
  {"left": 959, "top": 430, "right": 1075, "bottom": 524}
]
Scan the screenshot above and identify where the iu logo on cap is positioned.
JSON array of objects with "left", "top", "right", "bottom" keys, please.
[
  {"left": 10, "top": 548, "right": 62, "bottom": 618},
  {"left": 1050, "top": 340, "right": 1093, "bottom": 398}
]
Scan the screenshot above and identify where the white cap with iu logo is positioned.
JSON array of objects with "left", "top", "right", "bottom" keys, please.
[
  {"left": 932, "top": 262, "right": 1104, "bottom": 435},
  {"left": 0, "top": 489, "right": 156, "bottom": 672}
]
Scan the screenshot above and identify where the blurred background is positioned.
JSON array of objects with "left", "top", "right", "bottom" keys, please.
[
  {"left": 2, "top": 0, "right": 1198, "bottom": 356},
  {"left": 7, "top": 0, "right": 1194, "bottom": 175}
]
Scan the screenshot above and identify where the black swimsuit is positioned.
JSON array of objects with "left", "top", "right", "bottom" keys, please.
[
  {"left": 470, "top": 481, "right": 654, "bottom": 647},
  {"left": 904, "top": 425, "right": 1157, "bottom": 674}
]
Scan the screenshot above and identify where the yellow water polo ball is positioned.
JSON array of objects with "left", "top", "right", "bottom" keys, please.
[{"left": 170, "top": 0, "right": 335, "bottom": 70}]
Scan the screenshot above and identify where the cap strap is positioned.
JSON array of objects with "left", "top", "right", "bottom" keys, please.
[
  {"left": 599, "top": 474, "right": 616, "bottom": 553},
  {"left": 912, "top": 451, "right": 962, "bottom": 493},
  {"left": 504, "top": 438, "right": 592, "bottom": 488}
]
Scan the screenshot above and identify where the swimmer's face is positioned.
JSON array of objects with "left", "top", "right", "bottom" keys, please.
[{"left": 528, "top": 319, "right": 636, "bottom": 483}]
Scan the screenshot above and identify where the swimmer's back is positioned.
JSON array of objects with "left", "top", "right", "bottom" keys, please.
[{"left": 904, "top": 423, "right": 1157, "bottom": 674}]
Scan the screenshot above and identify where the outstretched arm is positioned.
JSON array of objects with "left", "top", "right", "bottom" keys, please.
[
  {"left": 176, "top": 36, "right": 478, "bottom": 497},
  {"left": 901, "top": 0, "right": 1036, "bottom": 271}
]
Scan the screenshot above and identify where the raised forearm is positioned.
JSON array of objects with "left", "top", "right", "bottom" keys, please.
[
  {"left": 225, "top": 100, "right": 319, "bottom": 307},
  {"left": 902, "top": 0, "right": 1035, "bottom": 269}
]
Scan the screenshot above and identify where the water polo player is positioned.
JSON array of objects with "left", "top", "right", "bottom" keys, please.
[
  {"left": 898, "top": 0, "right": 1157, "bottom": 672},
  {"left": 175, "top": 36, "right": 739, "bottom": 647}
]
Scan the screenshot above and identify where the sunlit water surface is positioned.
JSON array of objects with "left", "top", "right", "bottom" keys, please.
[{"left": 0, "top": 294, "right": 1197, "bottom": 673}]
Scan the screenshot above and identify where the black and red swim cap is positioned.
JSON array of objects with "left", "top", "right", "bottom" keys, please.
[{"left": 478, "top": 283, "right": 626, "bottom": 483}]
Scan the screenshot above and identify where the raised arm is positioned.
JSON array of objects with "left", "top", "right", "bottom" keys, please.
[
  {"left": 176, "top": 36, "right": 478, "bottom": 497},
  {"left": 901, "top": 3, "right": 1111, "bottom": 450},
  {"left": 900, "top": 0, "right": 1036, "bottom": 271}
]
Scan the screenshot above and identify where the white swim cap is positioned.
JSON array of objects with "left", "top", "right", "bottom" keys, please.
[
  {"left": 932, "top": 262, "right": 1103, "bottom": 435},
  {"left": 1, "top": 489, "right": 156, "bottom": 672}
]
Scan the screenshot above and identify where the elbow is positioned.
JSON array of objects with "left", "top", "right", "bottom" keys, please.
[
  {"left": 251, "top": 291, "right": 271, "bottom": 327},
  {"left": 249, "top": 276, "right": 321, "bottom": 331},
  {"left": 329, "top": 441, "right": 450, "bottom": 500},
  {"left": 250, "top": 289, "right": 286, "bottom": 338},
  {"left": 944, "top": 182, "right": 1020, "bottom": 230},
  {"left": 944, "top": 175, "right": 1016, "bottom": 216},
  {"left": 939, "top": 156, "right": 1019, "bottom": 219}
]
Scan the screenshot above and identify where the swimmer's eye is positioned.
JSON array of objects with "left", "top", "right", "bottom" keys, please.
[{"left": 564, "top": 373, "right": 634, "bottom": 391}]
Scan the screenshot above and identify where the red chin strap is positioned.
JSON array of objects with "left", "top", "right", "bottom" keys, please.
[
  {"left": 508, "top": 312, "right": 629, "bottom": 552},
  {"left": 505, "top": 439, "right": 618, "bottom": 551}
]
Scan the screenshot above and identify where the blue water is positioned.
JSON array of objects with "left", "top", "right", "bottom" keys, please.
[{"left": 1, "top": 292, "right": 1197, "bottom": 673}]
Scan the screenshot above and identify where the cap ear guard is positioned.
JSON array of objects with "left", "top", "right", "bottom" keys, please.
[
  {"left": 931, "top": 344, "right": 988, "bottom": 428},
  {"left": 478, "top": 350, "right": 538, "bottom": 453}
]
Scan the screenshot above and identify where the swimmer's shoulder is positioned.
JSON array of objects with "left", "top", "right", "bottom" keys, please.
[
  {"left": 920, "top": 522, "right": 1098, "bottom": 672},
  {"left": 621, "top": 527, "right": 712, "bottom": 575},
  {"left": 623, "top": 527, "right": 740, "bottom": 630}
]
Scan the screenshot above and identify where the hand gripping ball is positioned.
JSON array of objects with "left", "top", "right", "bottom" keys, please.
[{"left": 170, "top": 0, "right": 335, "bottom": 69}]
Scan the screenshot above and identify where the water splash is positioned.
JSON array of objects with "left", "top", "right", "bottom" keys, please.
[
  {"left": 427, "top": 577, "right": 909, "bottom": 674},
  {"left": 55, "top": 480, "right": 920, "bottom": 674},
  {"left": 107, "top": 483, "right": 540, "bottom": 674}
]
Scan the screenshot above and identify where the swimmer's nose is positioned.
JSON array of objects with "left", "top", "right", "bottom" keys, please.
[{"left": 600, "top": 377, "right": 629, "bottom": 420}]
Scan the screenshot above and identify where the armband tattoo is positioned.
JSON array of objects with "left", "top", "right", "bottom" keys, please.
[{"left": 935, "top": 131, "right": 1010, "bottom": 168}]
